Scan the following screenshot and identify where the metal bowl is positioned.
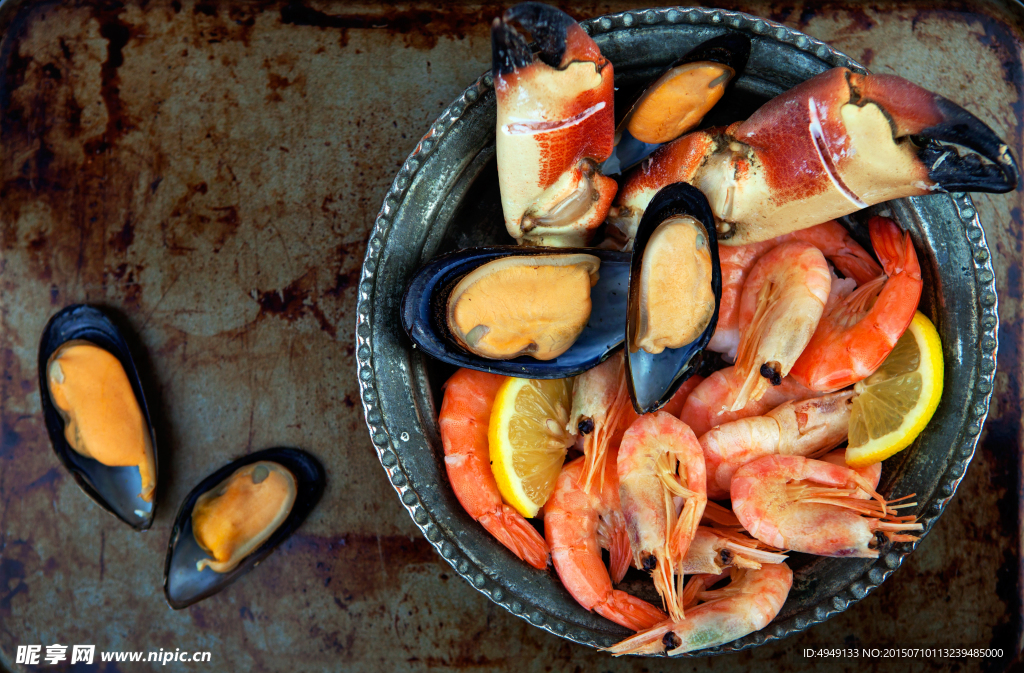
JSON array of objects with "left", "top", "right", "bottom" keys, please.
[{"left": 355, "top": 6, "right": 998, "bottom": 655}]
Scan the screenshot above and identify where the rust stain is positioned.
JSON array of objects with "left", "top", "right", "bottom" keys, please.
[
  {"left": 42, "top": 556, "right": 59, "bottom": 578},
  {"left": 161, "top": 181, "right": 242, "bottom": 254},
  {"left": 285, "top": 533, "right": 437, "bottom": 603},
  {"left": 186, "top": 0, "right": 263, "bottom": 48},
  {"left": 99, "top": 530, "right": 105, "bottom": 581},
  {"left": 263, "top": 67, "right": 307, "bottom": 103},
  {"left": 278, "top": 1, "right": 501, "bottom": 50},
  {"left": 84, "top": 2, "right": 134, "bottom": 156},
  {"left": 257, "top": 268, "right": 338, "bottom": 338},
  {"left": 325, "top": 267, "right": 358, "bottom": 298},
  {"left": 1, "top": 349, "right": 35, "bottom": 461},
  {"left": 109, "top": 215, "right": 135, "bottom": 252},
  {"left": 23, "top": 467, "right": 63, "bottom": 494},
  {"left": 0, "top": 556, "right": 27, "bottom": 613}
]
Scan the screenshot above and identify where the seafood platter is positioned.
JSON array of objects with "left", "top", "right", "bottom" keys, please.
[{"left": 358, "top": 3, "right": 1014, "bottom": 656}]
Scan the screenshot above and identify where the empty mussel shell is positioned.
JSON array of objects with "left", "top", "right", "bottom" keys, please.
[
  {"left": 402, "top": 246, "right": 631, "bottom": 378},
  {"left": 163, "top": 448, "right": 325, "bottom": 609},
  {"left": 603, "top": 32, "right": 751, "bottom": 175},
  {"left": 626, "top": 183, "right": 722, "bottom": 413},
  {"left": 38, "top": 304, "right": 159, "bottom": 530}
]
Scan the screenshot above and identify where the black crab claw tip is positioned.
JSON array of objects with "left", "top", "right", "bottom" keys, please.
[
  {"left": 493, "top": 2, "right": 574, "bottom": 73},
  {"left": 917, "top": 96, "right": 1020, "bottom": 193},
  {"left": 671, "top": 31, "right": 751, "bottom": 73},
  {"left": 491, "top": 17, "right": 534, "bottom": 76}
]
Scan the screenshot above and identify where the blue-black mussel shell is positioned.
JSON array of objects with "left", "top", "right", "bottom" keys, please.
[
  {"left": 38, "top": 304, "right": 159, "bottom": 530},
  {"left": 162, "top": 447, "right": 325, "bottom": 609}
]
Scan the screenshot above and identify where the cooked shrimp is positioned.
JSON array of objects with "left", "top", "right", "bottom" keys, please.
[
  {"left": 662, "top": 374, "right": 705, "bottom": 419},
  {"left": 700, "top": 390, "right": 854, "bottom": 499},
  {"left": 731, "top": 455, "right": 922, "bottom": 557},
  {"left": 609, "top": 373, "right": 705, "bottom": 446},
  {"left": 605, "top": 564, "right": 793, "bottom": 656},
  {"left": 567, "top": 352, "right": 633, "bottom": 493},
  {"left": 570, "top": 364, "right": 704, "bottom": 497},
  {"left": 786, "top": 221, "right": 885, "bottom": 285},
  {"left": 618, "top": 412, "right": 707, "bottom": 621},
  {"left": 439, "top": 368, "right": 549, "bottom": 569},
  {"left": 709, "top": 239, "right": 777, "bottom": 358},
  {"left": 679, "top": 365, "right": 825, "bottom": 437},
  {"left": 731, "top": 241, "right": 831, "bottom": 411},
  {"left": 680, "top": 526, "right": 788, "bottom": 575},
  {"left": 710, "top": 221, "right": 882, "bottom": 359},
  {"left": 821, "top": 448, "right": 882, "bottom": 496},
  {"left": 546, "top": 456, "right": 667, "bottom": 630},
  {"left": 790, "top": 216, "right": 923, "bottom": 391}
]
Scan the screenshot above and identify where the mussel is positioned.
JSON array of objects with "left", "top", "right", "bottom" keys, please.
[
  {"left": 38, "top": 305, "right": 159, "bottom": 530},
  {"left": 447, "top": 253, "right": 601, "bottom": 360},
  {"left": 626, "top": 183, "right": 722, "bottom": 413},
  {"left": 163, "top": 448, "right": 325, "bottom": 609},
  {"left": 402, "top": 184, "right": 721, "bottom": 410},
  {"left": 603, "top": 32, "right": 751, "bottom": 175},
  {"left": 402, "top": 246, "right": 630, "bottom": 378}
]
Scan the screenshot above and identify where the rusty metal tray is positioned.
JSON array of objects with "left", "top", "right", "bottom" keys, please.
[{"left": 1, "top": 1, "right": 1021, "bottom": 671}]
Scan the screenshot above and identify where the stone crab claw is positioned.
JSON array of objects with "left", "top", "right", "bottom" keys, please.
[
  {"left": 493, "top": 2, "right": 617, "bottom": 247},
  {"left": 612, "top": 67, "right": 1020, "bottom": 247}
]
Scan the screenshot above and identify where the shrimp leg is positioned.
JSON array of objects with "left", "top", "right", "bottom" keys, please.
[{"left": 731, "top": 455, "right": 922, "bottom": 557}]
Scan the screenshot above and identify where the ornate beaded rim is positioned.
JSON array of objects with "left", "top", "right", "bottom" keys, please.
[{"left": 355, "top": 6, "right": 999, "bottom": 655}]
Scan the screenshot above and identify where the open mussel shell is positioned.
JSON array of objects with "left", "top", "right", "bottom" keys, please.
[
  {"left": 402, "top": 246, "right": 631, "bottom": 378},
  {"left": 163, "top": 448, "right": 325, "bottom": 609},
  {"left": 37, "top": 304, "right": 159, "bottom": 530},
  {"left": 626, "top": 183, "right": 721, "bottom": 413},
  {"left": 603, "top": 32, "right": 751, "bottom": 175}
]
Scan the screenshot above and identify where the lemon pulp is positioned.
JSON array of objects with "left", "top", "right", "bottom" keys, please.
[
  {"left": 489, "top": 377, "right": 574, "bottom": 517},
  {"left": 846, "top": 311, "right": 944, "bottom": 468}
]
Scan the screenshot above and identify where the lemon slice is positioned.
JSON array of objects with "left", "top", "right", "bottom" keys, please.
[
  {"left": 846, "top": 311, "right": 944, "bottom": 468},
  {"left": 489, "top": 377, "right": 575, "bottom": 517}
]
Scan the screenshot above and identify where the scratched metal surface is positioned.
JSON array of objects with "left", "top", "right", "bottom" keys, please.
[{"left": 0, "top": 1, "right": 1019, "bottom": 672}]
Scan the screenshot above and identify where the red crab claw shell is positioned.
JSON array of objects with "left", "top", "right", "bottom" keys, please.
[
  {"left": 493, "top": 3, "right": 617, "bottom": 247},
  {"left": 608, "top": 130, "right": 717, "bottom": 249},
  {"left": 612, "top": 67, "right": 1019, "bottom": 248}
]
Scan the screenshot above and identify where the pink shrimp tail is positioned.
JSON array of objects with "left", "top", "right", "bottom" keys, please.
[
  {"left": 870, "top": 215, "right": 922, "bottom": 282},
  {"left": 594, "top": 591, "right": 670, "bottom": 632},
  {"left": 608, "top": 520, "right": 632, "bottom": 584},
  {"left": 479, "top": 507, "right": 550, "bottom": 570}
]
